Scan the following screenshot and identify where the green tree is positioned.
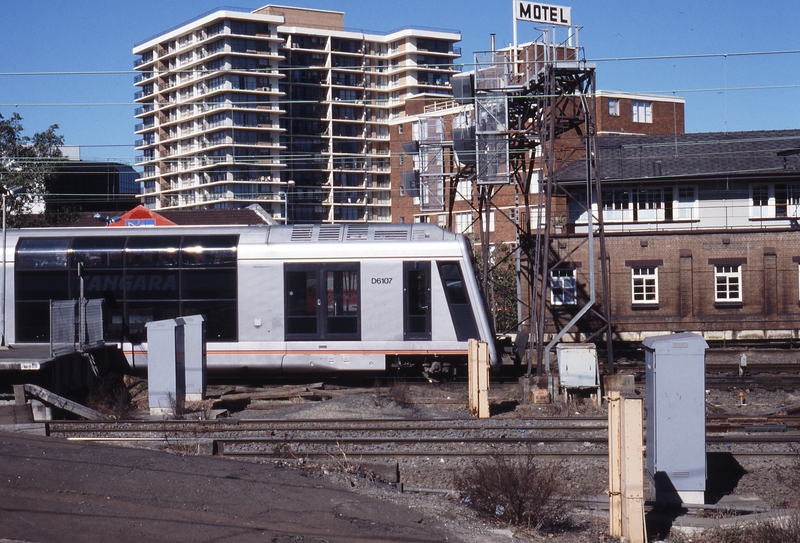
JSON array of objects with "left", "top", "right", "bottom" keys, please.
[
  {"left": 474, "top": 241, "right": 518, "bottom": 333},
  {"left": 0, "top": 112, "right": 64, "bottom": 226}
]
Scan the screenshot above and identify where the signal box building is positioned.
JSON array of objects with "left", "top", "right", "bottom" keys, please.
[{"left": 550, "top": 129, "right": 800, "bottom": 343}]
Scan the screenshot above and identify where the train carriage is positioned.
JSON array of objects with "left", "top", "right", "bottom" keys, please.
[{"left": 6, "top": 223, "right": 498, "bottom": 376}]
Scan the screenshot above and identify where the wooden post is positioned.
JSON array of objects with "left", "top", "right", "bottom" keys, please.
[
  {"left": 608, "top": 390, "right": 646, "bottom": 543},
  {"left": 468, "top": 339, "right": 490, "bottom": 418},
  {"left": 608, "top": 390, "right": 622, "bottom": 538},
  {"left": 620, "top": 394, "right": 646, "bottom": 543}
]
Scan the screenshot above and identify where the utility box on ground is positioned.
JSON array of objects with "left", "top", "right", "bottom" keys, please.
[
  {"left": 181, "top": 315, "right": 207, "bottom": 402},
  {"left": 643, "top": 332, "right": 708, "bottom": 505},
  {"left": 146, "top": 318, "right": 186, "bottom": 416},
  {"left": 146, "top": 315, "right": 207, "bottom": 416},
  {"left": 556, "top": 343, "right": 600, "bottom": 404}
]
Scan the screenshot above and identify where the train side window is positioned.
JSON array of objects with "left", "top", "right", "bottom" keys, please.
[
  {"left": 15, "top": 238, "right": 70, "bottom": 269},
  {"left": 125, "top": 236, "right": 181, "bottom": 268},
  {"left": 404, "top": 261, "right": 431, "bottom": 340},
  {"left": 181, "top": 235, "right": 238, "bottom": 267},
  {"left": 285, "top": 263, "right": 360, "bottom": 340},
  {"left": 326, "top": 268, "right": 359, "bottom": 335},
  {"left": 71, "top": 237, "right": 126, "bottom": 268},
  {"left": 436, "top": 261, "right": 479, "bottom": 341}
]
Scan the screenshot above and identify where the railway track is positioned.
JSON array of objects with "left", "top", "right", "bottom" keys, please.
[{"left": 47, "top": 416, "right": 800, "bottom": 461}]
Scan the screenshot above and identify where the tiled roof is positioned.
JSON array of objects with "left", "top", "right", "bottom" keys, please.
[{"left": 555, "top": 129, "right": 800, "bottom": 183}]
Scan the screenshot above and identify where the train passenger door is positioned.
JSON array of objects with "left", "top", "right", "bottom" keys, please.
[
  {"left": 403, "top": 261, "right": 431, "bottom": 340},
  {"left": 284, "top": 263, "right": 360, "bottom": 340}
]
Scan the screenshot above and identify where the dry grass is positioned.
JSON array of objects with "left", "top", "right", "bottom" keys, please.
[
  {"left": 371, "top": 378, "right": 422, "bottom": 416},
  {"left": 84, "top": 373, "right": 133, "bottom": 419},
  {"left": 455, "top": 453, "right": 573, "bottom": 532},
  {"left": 668, "top": 510, "right": 800, "bottom": 543}
]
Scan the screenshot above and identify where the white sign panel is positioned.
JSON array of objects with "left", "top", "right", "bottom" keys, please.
[{"left": 515, "top": 1, "right": 572, "bottom": 26}]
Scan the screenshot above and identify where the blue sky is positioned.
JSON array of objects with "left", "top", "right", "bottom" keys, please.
[{"left": 1, "top": 0, "right": 798, "bottom": 165}]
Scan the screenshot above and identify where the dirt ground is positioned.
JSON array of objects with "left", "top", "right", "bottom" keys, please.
[{"left": 4, "top": 376, "right": 799, "bottom": 543}]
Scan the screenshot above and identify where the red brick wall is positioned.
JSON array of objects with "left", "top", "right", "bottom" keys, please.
[
  {"left": 541, "top": 229, "right": 800, "bottom": 339},
  {"left": 596, "top": 96, "right": 685, "bottom": 136}
]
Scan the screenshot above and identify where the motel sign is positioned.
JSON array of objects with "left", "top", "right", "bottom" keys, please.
[{"left": 515, "top": 1, "right": 572, "bottom": 26}]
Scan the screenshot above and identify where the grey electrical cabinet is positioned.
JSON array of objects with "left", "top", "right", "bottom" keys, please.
[
  {"left": 146, "top": 315, "right": 207, "bottom": 416},
  {"left": 146, "top": 318, "right": 186, "bottom": 417},
  {"left": 643, "top": 332, "right": 708, "bottom": 505},
  {"left": 181, "top": 315, "right": 207, "bottom": 402}
]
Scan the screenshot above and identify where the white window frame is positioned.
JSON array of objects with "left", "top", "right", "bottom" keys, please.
[
  {"left": 774, "top": 183, "right": 800, "bottom": 218},
  {"left": 454, "top": 211, "right": 473, "bottom": 234},
  {"left": 480, "top": 211, "right": 495, "bottom": 232},
  {"left": 631, "top": 266, "right": 658, "bottom": 304},
  {"left": 602, "top": 188, "right": 632, "bottom": 222},
  {"left": 714, "top": 265, "right": 742, "bottom": 302},
  {"left": 608, "top": 98, "right": 620, "bottom": 116},
  {"left": 750, "top": 184, "right": 772, "bottom": 219},
  {"left": 529, "top": 207, "right": 546, "bottom": 231},
  {"left": 631, "top": 100, "right": 652, "bottom": 123},
  {"left": 634, "top": 188, "right": 664, "bottom": 221},
  {"left": 456, "top": 177, "right": 472, "bottom": 201},
  {"left": 674, "top": 186, "right": 697, "bottom": 220},
  {"left": 550, "top": 268, "right": 577, "bottom": 306}
]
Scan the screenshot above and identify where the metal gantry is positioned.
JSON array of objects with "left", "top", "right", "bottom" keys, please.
[{"left": 473, "top": 27, "right": 614, "bottom": 377}]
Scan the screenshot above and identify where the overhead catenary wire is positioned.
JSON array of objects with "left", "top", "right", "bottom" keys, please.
[{"left": 2, "top": 48, "right": 799, "bottom": 164}]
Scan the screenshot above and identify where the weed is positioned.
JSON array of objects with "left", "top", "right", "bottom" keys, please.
[
  {"left": 667, "top": 510, "right": 800, "bottom": 543},
  {"left": 166, "top": 392, "right": 186, "bottom": 420},
  {"left": 455, "top": 453, "right": 572, "bottom": 532},
  {"left": 273, "top": 436, "right": 296, "bottom": 459},
  {"left": 371, "top": 378, "right": 422, "bottom": 416},
  {"left": 774, "top": 444, "right": 800, "bottom": 508},
  {"left": 84, "top": 373, "right": 132, "bottom": 419}
]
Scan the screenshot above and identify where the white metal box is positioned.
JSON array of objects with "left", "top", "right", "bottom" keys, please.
[
  {"left": 556, "top": 343, "right": 599, "bottom": 388},
  {"left": 643, "top": 332, "right": 708, "bottom": 505}
]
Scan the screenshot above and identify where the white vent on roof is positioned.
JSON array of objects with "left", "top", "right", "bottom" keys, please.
[
  {"left": 345, "top": 225, "right": 369, "bottom": 240},
  {"left": 290, "top": 225, "right": 314, "bottom": 241},
  {"left": 411, "top": 229, "right": 431, "bottom": 240},
  {"left": 374, "top": 230, "right": 409, "bottom": 241},
  {"left": 318, "top": 225, "right": 342, "bottom": 241}
]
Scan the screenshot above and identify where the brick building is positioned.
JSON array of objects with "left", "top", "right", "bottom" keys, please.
[
  {"left": 551, "top": 129, "right": 800, "bottom": 343},
  {"left": 389, "top": 85, "right": 686, "bottom": 250}
]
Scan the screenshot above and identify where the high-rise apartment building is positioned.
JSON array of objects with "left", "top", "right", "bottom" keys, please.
[{"left": 133, "top": 5, "right": 461, "bottom": 223}]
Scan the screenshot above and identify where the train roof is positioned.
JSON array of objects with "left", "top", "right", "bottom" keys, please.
[{"left": 7, "top": 223, "right": 461, "bottom": 244}]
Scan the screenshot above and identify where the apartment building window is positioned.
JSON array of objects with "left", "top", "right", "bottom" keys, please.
[
  {"left": 632, "top": 100, "right": 652, "bottom": 123},
  {"left": 480, "top": 211, "right": 495, "bottom": 232},
  {"left": 608, "top": 98, "right": 620, "bottom": 116},
  {"left": 456, "top": 177, "right": 472, "bottom": 201},
  {"left": 714, "top": 265, "right": 742, "bottom": 302},
  {"left": 550, "top": 268, "right": 577, "bottom": 306},
  {"left": 631, "top": 266, "right": 658, "bottom": 305},
  {"left": 438, "top": 214, "right": 446, "bottom": 227},
  {"left": 529, "top": 207, "right": 545, "bottom": 231},
  {"left": 455, "top": 211, "right": 473, "bottom": 234}
]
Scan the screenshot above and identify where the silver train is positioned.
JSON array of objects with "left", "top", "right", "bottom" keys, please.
[{"left": 6, "top": 223, "right": 498, "bottom": 376}]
